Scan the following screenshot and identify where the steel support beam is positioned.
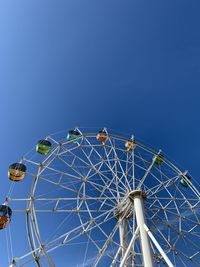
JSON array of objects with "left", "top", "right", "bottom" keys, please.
[{"left": 131, "top": 191, "right": 154, "bottom": 267}]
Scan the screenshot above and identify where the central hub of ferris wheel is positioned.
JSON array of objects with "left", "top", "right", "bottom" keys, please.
[
  {"left": 128, "top": 190, "right": 147, "bottom": 200},
  {"left": 115, "top": 190, "right": 147, "bottom": 220}
]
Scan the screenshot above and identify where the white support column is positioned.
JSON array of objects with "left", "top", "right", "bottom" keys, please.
[
  {"left": 144, "top": 224, "right": 174, "bottom": 267},
  {"left": 119, "top": 218, "right": 128, "bottom": 257},
  {"left": 119, "top": 227, "right": 139, "bottom": 267},
  {"left": 132, "top": 191, "right": 154, "bottom": 267},
  {"left": 119, "top": 217, "right": 132, "bottom": 267}
]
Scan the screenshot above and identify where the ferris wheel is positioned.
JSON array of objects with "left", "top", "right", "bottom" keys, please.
[{"left": 1, "top": 127, "right": 200, "bottom": 267}]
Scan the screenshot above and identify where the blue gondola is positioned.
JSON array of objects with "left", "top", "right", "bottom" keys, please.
[
  {"left": 67, "top": 129, "right": 81, "bottom": 141},
  {"left": 180, "top": 174, "right": 191, "bottom": 187}
]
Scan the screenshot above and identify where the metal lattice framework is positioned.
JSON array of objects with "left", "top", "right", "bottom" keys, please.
[{"left": 5, "top": 128, "right": 200, "bottom": 267}]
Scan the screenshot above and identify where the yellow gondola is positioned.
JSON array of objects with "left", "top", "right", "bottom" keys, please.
[
  {"left": 8, "top": 163, "right": 27, "bottom": 182},
  {"left": 125, "top": 140, "right": 136, "bottom": 150}
]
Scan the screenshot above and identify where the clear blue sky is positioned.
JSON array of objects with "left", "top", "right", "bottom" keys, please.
[{"left": 1, "top": 0, "right": 200, "bottom": 266}]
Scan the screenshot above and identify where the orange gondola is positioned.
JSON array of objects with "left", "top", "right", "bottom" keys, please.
[{"left": 96, "top": 130, "right": 108, "bottom": 143}]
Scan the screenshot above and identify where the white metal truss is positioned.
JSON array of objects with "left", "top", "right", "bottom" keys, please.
[{"left": 4, "top": 128, "right": 200, "bottom": 267}]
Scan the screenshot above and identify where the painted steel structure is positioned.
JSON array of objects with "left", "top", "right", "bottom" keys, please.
[{"left": 4, "top": 128, "right": 200, "bottom": 267}]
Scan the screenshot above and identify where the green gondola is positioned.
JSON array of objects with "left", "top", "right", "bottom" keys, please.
[
  {"left": 36, "top": 140, "right": 52, "bottom": 155},
  {"left": 153, "top": 154, "right": 165, "bottom": 165}
]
